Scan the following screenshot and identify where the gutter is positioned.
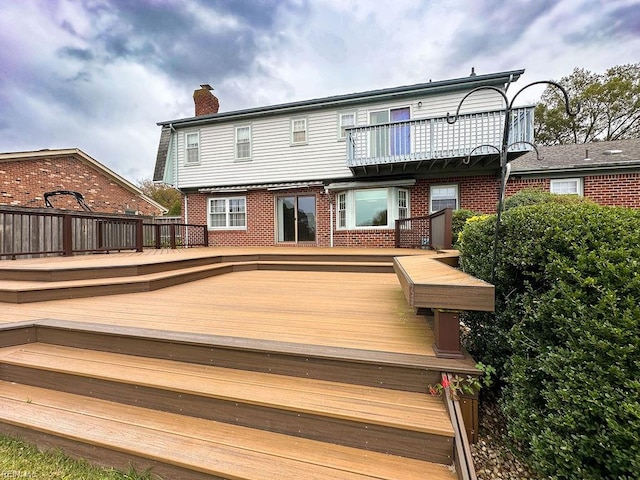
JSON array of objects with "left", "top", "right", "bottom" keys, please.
[
  {"left": 158, "top": 70, "right": 525, "bottom": 128},
  {"left": 511, "top": 162, "right": 640, "bottom": 177}
]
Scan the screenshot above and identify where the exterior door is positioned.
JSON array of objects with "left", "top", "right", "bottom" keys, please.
[
  {"left": 390, "top": 107, "right": 410, "bottom": 155},
  {"left": 277, "top": 195, "right": 316, "bottom": 243},
  {"left": 370, "top": 107, "right": 410, "bottom": 157}
]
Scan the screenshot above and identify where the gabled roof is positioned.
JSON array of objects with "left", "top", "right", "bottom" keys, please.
[
  {"left": 157, "top": 69, "right": 525, "bottom": 128},
  {"left": 511, "top": 139, "right": 640, "bottom": 175},
  {"left": 154, "top": 126, "right": 172, "bottom": 182},
  {"left": 0, "top": 148, "right": 168, "bottom": 214}
]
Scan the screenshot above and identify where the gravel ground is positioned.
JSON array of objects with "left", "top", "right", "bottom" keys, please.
[{"left": 471, "top": 401, "right": 541, "bottom": 480}]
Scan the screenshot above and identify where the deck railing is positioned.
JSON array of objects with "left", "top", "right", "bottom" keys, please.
[
  {"left": 346, "top": 106, "right": 534, "bottom": 167},
  {"left": 395, "top": 208, "right": 453, "bottom": 249},
  {"left": 0, "top": 206, "right": 207, "bottom": 259}
]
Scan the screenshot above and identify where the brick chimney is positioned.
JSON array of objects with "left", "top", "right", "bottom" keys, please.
[{"left": 193, "top": 84, "right": 219, "bottom": 116}]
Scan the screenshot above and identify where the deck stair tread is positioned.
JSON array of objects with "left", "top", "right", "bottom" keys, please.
[
  {"left": 0, "top": 380, "right": 456, "bottom": 480},
  {"left": 0, "top": 343, "right": 454, "bottom": 437},
  {"left": 0, "top": 261, "right": 391, "bottom": 287},
  {"left": 0, "top": 259, "right": 394, "bottom": 303}
]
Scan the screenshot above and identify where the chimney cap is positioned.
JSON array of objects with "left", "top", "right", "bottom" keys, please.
[{"left": 200, "top": 84, "right": 213, "bottom": 91}]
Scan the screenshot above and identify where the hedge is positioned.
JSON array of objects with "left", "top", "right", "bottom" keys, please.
[{"left": 458, "top": 197, "right": 640, "bottom": 479}]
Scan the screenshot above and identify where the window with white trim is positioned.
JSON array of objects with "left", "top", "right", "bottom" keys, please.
[
  {"left": 336, "top": 188, "right": 409, "bottom": 230},
  {"left": 550, "top": 178, "right": 582, "bottom": 195},
  {"left": 430, "top": 185, "right": 459, "bottom": 213},
  {"left": 185, "top": 132, "right": 200, "bottom": 164},
  {"left": 208, "top": 197, "right": 247, "bottom": 229},
  {"left": 235, "top": 126, "right": 251, "bottom": 160},
  {"left": 337, "top": 192, "right": 347, "bottom": 229},
  {"left": 338, "top": 112, "right": 356, "bottom": 140},
  {"left": 291, "top": 118, "right": 307, "bottom": 144}
]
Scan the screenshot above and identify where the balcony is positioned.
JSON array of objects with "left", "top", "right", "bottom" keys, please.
[{"left": 346, "top": 106, "right": 534, "bottom": 173}]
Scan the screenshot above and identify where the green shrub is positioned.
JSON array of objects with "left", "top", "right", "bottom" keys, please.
[
  {"left": 451, "top": 209, "right": 480, "bottom": 247},
  {"left": 504, "top": 187, "right": 590, "bottom": 210},
  {"left": 459, "top": 202, "right": 640, "bottom": 479}
]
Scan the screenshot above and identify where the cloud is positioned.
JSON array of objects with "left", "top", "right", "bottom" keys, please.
[{"left": 0, "top": 0, "right": 638, "bottom": 183}]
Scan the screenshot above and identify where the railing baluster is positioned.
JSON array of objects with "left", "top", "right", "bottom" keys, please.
[{"left": 346, "top": 106, "right": 534, "bottom": 167}]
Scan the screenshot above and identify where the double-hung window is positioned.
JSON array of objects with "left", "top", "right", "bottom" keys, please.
[
  {"left": 208, "top": 197, "right": 247, "bottom": 229},
  {"left": 235, "top": 126, "right": 251, "bottom": 160},
  {"left": 185, "top": 132, "right": 200, "bottom": 165},
  {"left": 337, "top": 192, "right": 347, "bottom": 229},
  {"left": 430, "top": 185, "right": 458, "bottom": 213},
  {"left": 291, "top": 118, "right": 307, "bottom": 144},
  {"left": 550, "top": 178, "right": 582, "bottom": 195},
  {"left": 338, "top": 112, "right": 356, "bottom": 140},
  {"left": 336, "top": 188, "right": 409, "bottom": 229}
]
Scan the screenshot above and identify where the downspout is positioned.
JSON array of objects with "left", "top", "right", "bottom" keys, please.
[{"left": 325, "top": 186, "right": 334, "bottom": 247}]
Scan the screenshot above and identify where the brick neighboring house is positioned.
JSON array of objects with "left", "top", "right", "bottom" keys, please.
[
  {"left": 0, "top": 148, "right": 167, "bottom": 216},
  {"left": 506, "top": 139, "right": 640, "bottom": 208},
  {"left": 155, "top": 69, "right": 540, "bottom": 248}
]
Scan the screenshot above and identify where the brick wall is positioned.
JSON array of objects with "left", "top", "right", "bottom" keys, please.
[
  {"left": 583, "top": 173, "right": 640, "bottom": 208},
  {"left": 184, "top": 171, "right": 639, "bottom": 247},
  {"left": 0, "top": 154, "right": 163, "bottom": 215},
  {"left": 186, "top": 187, "right": 332, "bottom": 247},
  {"left": 507, "top": 174, "right": 640, "bottom": 208}
]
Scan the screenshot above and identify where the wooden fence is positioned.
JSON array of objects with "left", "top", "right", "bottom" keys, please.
[{"left": 0, "top": 206, "right": 207, "bottom": 259}]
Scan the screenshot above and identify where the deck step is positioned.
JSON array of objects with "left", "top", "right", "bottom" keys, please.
[
  {"left": 0, "top": 343, "right": 454, "bottom": 463},
  {"left": 0, "top": 260, "right": 393, "bottom": 303},
  {"left": 0, "top": 381, "right": 457, "bottom": 480}
]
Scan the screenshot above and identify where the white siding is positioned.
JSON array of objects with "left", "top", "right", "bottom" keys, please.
[{"left": 174, "top": 88, "right": 508, "bottom": 189}]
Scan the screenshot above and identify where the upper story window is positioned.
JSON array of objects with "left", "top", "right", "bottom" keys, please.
[
  {"left": 185, "top": 132, "right": 200, "bottom": 165},
  {"left": 550, "top": 178, "right": 583, "bottom": 195},
  {"left": 336, "top": 187, "right": 409, "bottom": 230},
  {"left": 291, "top": 118, "right": 308, "bottom": 145},
  {"left": 430, "top": 185, "right": 458, "bottom": 213},
  {"left": 338, "top": 112, "right": 356, "bottom": 140},
  {"left": 235, "top": 125, "right": 251, "bottom": 160},
  {"left": 208, "top": 197, "right": 247, "bottom": 230}
]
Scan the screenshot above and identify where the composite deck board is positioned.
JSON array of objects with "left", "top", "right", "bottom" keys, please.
[
  {"left": 0, "top": 270, "right": 437, "bottom": 356},
  {"left": 0, "top": 381, "right": 456, "bottom": 480},
  {"left": 0, "top": 343, "right": 453, "bottom": 436}
]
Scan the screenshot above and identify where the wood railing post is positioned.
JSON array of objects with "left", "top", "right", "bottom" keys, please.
[
  {"left": 154, "top": 224, "right": 161, "bottom": 249},
  {"left": 203, "top": 225, "right": 209, "bottom": 247},
  {"left": 135, "top": 218, "right": 144, "bottom": 252},
  {"left": 170, "top": 224, "right": 176, "bottom": 249},
  {"left": 394, "top": 219, "right": 400, "bottom": 247},
  {"left": 62, "top": 213, "right": 73, "bottom": 256},
  {"left": 433, "top": 309, "right": 464, "bottom": 359}
]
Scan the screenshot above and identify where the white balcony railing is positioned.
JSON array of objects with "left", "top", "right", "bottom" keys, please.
[{"left": 346, "top": 106, "right": 534, "bottom": 168}]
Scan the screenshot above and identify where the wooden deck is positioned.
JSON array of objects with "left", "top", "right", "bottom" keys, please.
[
  {"left": 0, "top": 247, "right": 442, "bottom": 355},
  {"left": 0, "top": 247, "right": 481, "bottom": 479}
]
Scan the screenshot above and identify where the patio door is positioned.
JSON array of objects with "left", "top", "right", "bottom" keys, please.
[
  {"left": 370, "top": 107, "right": 410, "bottom": 157},
  {"left": 277, "top": 195, "right": 316, "bottom": 243}
]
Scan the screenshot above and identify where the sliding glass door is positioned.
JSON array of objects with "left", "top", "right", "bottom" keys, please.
[{"left": 277, "top": 195, "right": 316, "bottom": 243}]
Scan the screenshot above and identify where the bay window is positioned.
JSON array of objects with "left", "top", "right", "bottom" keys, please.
[{"left": 336, "top": 187, "right": 409, "bottom": 229}]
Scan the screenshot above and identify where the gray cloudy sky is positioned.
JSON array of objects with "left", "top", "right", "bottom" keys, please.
[{"left": 1, "top": 0, "right": 639, "bottom": 183}]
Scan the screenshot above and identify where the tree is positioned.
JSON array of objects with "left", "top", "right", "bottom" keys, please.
[
  {"left": 534, "top": 63, "right": 640, "bottom": 145},
  {"left": 138, "top": 178, "right": 182, "bottom": 216}
]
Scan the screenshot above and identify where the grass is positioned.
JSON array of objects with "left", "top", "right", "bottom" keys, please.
[{"left": 0, "top": 435, "right": 160, "bottom": 479}]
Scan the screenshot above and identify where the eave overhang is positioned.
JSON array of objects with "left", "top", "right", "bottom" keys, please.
[{"left": 158, "top": 69, "right": 525, "bottom": 128}]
